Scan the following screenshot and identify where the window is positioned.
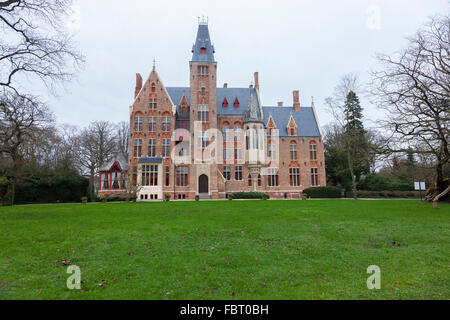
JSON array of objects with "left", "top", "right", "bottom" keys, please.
[
  {"left": 199, "top": 131, "right": 209, "bottom": 148},
  {"left": 148, "top": 139, "right": 156, "bottom": 157},
  {"left": 198, "top": 66, "right": 209, "bottom": 75},
  {"left": 251, "top": 126, "right": 258, "bottom": 150},
  {"left": 176, "top": 120, "right": 189, "bottom": 130},
  {"left": 150, "top": 98, "right": 157, "bottom": 109},
  {"left": 102, "top": 173, "right": 110, "bottom": 190},
  {"left": 223, "top": 98, "right": 229, "bottom": 108},
  {"left": 162, "top": 117, "right": 171, "bottom": 131},
  {"left": 149, "top": 117, "right": 156, "bottom": 132},
  {"left": 165, "top": 166, "right": 170, "bottom": 186},
  {"left": 112, "top": 172, "right": 120, "bottom": 189},
  {"left": 311, "top": 168, "right": 318, "bottom": 186},
  {"left": 290, "top": 128, "right": 295, "bottom": 136},
  {"left": 198, "top": 105, "right": 209, "bottom": 122},
  {"left": 201, "top": 48, "right": 206, "bottom": 54},
  {"left": 235, "top": 166, "right": 243, "bottom": 181},
  {"left": 162, "top": 139, "right": 170, "bottom": 157},
  {"left": 201, "top": 82, "right": 206, "bottom": 96},
  {"left": 142, "top": 165, "right": 158, "bottom": 186},
  {"left": 234, "top": 148, "right": 242, "bottom": 161},
  {"left": 310, "top": 144, "right": 317, "bottom": 160},
  {"left": 151, "top": 84, "right": 156, "bottom": 93},
  {"left": 223, "top": 149, "right": 231, "bottom": 161},
  {"left": 290, "top": 144, "right": 297, "bottom": 161},
  {"left": 248, "top": 174, "right": 252, "bottom": 187},
  {"left": 176, "top": 167, "right": 188, "bottom": 186},
  {"left": 268, "top": 168, "right": 279, "bottom": 187},
  {"left": 290, "top": 168, "right": 300, "bottom": 186},
  {"left": 223, "top": 166, "right": 231, "bottom": 181},
  {"left": 258, "top": 174, "right": 262, "bottom": 186},
  {"left": 135, "top": 116, "right": 143, "bottom": 131},
  {"left": 234, "top": 127, "right": 241, "bottom": 142},
  {"left": 134, "top": 139, "right": 142, "bottom": 157},
  {"left": 268, "top": 143, "right": 276, "bottom": 161},
  {"left": 223, "top": 126, "right": 230, "bottom": 141},
  {"left": 234, "top": 98, "right": 240, "bottom": 108}
]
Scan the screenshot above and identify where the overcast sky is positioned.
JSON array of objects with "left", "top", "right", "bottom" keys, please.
[{"left": 37, "top": 0, "right": 449, "bottom": 129}]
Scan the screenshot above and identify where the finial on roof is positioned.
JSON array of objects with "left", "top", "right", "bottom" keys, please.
[
  {"left": 152, "top": 58, "right": 157, "bottom": 71},
  {"left": 311, "top": 96, "right": 315, "bottom": 107},
  {"left": 199, "top": 15, "right": 208, "bottom": 25}
]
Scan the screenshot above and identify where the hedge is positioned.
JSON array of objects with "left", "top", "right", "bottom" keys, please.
[
  {"left": 303, "top": 187, "right": 341, "bottom": 198},
  {"left": 228, "top": 192, "right": 270, "bottom": 200},
  {"left": 14, "top": 175, "right": 89, "bottom": 204},
  {"left": 345, "top": 190, "right": 421, "bottom": 199},
  {"left": 0, "top": 176, "right": 14, "bottom": 206}
]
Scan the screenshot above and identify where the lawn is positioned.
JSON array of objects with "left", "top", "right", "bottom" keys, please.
[{"left": 0, "top": 200, "right": 448, "bottom": 300}]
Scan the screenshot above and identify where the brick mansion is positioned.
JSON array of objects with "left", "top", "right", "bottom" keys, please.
[{"left": 98, "top": 20, "right": 326, "bottom": 200}]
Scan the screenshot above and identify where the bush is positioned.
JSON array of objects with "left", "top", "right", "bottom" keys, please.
[
  {"left": 0, "top": 176, "right": 14, "bottom": 206},
  {"left": 229, "top": 192, "right": 270, "bottom": 200},
  {"left": 81, "top": 196, "right": 88, "bottom": 203},
  {"left": 345, "top": 190, "right": 420, "bottom": 199},
  {"left": 303, "top": 187, "right": 341, "bottom": 198},
  {"left": 357, "top": 173, "right": 413, "bottom": 191}
]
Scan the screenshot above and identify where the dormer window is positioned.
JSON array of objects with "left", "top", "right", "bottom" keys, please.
[
  {"left": 223, "top": 98, "right": 228, "bottom": 108},
  {"left": 151, "top": 84, "right": 156, "bottom": 93},
  {"left": 201, "top": 48, "right": 206, "bottom": 54},
  {"left": 234, "top": 98, "right": 240, "bottom": 108}
]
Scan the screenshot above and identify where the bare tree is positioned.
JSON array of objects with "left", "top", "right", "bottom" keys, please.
[
  {"left": 0, "top": 0, "right": 84, "bottom": 95},
  {"left": 76, "top": 121, "right": 116, "bottom": 199},
  {"left": 370, "top": 15, "right": 450, "bottom": 202},
  {"left": 116, "top": 121, "right": 129, "bottom": 161}
]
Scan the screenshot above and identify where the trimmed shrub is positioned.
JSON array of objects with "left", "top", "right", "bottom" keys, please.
[
  {"left": 229, "top": 192, "right": 270, "bottom": 200},
  {"left": 345, "top": 190, "right": 421, "bottom": 199},
  {"left": 303, "top": 187, "right": 341, "bottom": 199}
]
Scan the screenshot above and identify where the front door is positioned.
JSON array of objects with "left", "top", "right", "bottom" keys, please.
[{"left": 199, "top": 174, "right": 209, "bottom": 194}]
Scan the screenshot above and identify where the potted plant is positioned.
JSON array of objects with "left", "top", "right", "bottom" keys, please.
[
  {"left": 101, "top": 196, "right": 108, "bottom": 203},
  {"left": 165, "top": 194, "right": 171, "bottom": 202},
  {"left": 81, "top": 196, "right": 88, "bottom": 204},
  {"left": 262, "top": 194, "right": 269, "bottom": 200},
  {"left": 228, "top": 194, "right": 233, "bottom": 201},
  {"left": 301, "top": 193, "right": 308, "bottom": 200},
  {"left": 195, "top": 195, "right": 200, "bottom": 201}
]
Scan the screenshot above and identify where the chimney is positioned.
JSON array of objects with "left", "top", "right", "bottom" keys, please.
[
  {"left": 223, "top": 83, "right": 228, "bottom": 88},
  {"left": 278, "top": 102, "right": 284, "bottom": 107},
  {"left": 135, "top": 73, "right": 143, "bottom": 99},
  {"left": 254, "top": 72, "right": 259, "bottom": 91},
  {"left": 293, "top": 90, "right": 301, "bottom": 112},
  {"left": 249, "top": 84, "right": 253, "bottom": 88}
]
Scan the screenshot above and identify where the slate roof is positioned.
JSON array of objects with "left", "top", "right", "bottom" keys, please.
[
  {"left": 99, "top": 156, "right": 129, "bottom": 172},
  {"left": 191, "top": 24, "right": 215, "bottom": 63},
  {"left": 263, "top": 106, "right": 321, "bottom": 137},
  {"left": 165, "top": 87, "right": 321, "bottom": 138},
  {"left": 244, "top": 90, "right": 263, "bottom": 124}
]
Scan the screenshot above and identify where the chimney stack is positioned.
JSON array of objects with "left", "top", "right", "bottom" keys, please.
[
  {"left": 293, "top": 90, "right": 301, "bottom": 112},
  {"left": 135, "top": 73, "right": 143, "bottom": 99},
  {"left": 223, "top": 83, "right": 228, "bottom": 88},
  {"left": 254, "top": 72, "right": 259, "bottom": 91},
  {"left": 278, "top": 102, "right": 284, "bottom": 107}
]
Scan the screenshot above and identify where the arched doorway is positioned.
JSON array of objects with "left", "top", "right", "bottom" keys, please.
[{"left": 198, "top": 174, "right": 209, "bottom": 194}]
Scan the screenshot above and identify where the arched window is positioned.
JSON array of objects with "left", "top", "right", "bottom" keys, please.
[
  {"left": 223, "top": 98, "right": 229, "bottom": 108},
  {"left": 151, "top": 83, "right": 156, "bottom": 93},
  {"left": 248, "top": 174, "right": 252, "bottom": 187},
  {"left": 290, "top": 142, "right": 297, "bottom": 160},
  {"left": 246, "top": 128, "right": 250, "bottom": 150},
  {"left": 201, "top": 82, "right": 206, "bottom": 96},
  {"left": 234, "top": 98, "right": 240, "bottom": 108},
  {"left": 252, "top": 126, "right": 258, "bottom": 150}
]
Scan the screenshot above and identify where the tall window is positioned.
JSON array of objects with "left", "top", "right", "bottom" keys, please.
[
  {"left": 258, "top": 174, "right": 262, "bottom": 186},
  {"left": 148, "top": 139, "right": 156, "bottom": 157},
  {"left": 198, "top": 105, "right": 209, "bottom": 122},
  {"left": 234, "top": 127, "right": 241, "bottom": 142},
  {"left": 149, "top": 98, "right": 157, "bottom": 109},
  {"left": 199, "top": 131, "right": 209, "bottom": 148},
  {"left": 290, "top": 144, "right": 297, "bottom": 161},
  {"left": 235, "top": 166, "right": 243, "bottom": 181},
  {"left": 151, "top": 84, "right": 156, "bottom": 93},
  {"left": 251, "top": 126, "right": 258, "bottom": 150},
  {"left": 310, "top": 143, "right": 317, "bottom": 160},
  {"left": 176, "top": 167, "right": 188, "bottom": 186},
  {"left": 248, "top": 174, "right": 252, "bottom": 187},
  {"left": 311, "top": 168, "right": 319, "bottom": 186},
  {"left": 149, "top": 117, "right": 156, "bottom": 132},
  {"left": 223, "top": 149, "right": 231, "bottom": 161},
  {"left": 268, "top": 143, "right": 276, "bottom": 161},
  {"left": 223, "top": 166, "right": 231, "bottom": 181},
  {"left": 235, "top": 148, "right": 242, "bottom": 161},
  {"left": 102, "top": 173, "right": 109, "bottom": 190},
  {"left": 268, "top": 168, "right": 279, "bottom": 187},
  {"left": 201, "top": 82, "right": 206, "bottom": 96},
  {"left": 290, "top": 168, "right": 300, "bottom": 186},
  {"left": 134, "top": 139, "right": 142, "bottom": 157},
  {"left": 135, "top": 116, "right": 143, "bottom": 131},
  {"left": 290, "top": 128, "right": 295, "bottom": 136},
  {"left": 223, "top": 126, "right": 230, "bottom": 141},
  {"left": 162, "top": 117, "right": 171, "bottom": 131},
  {"left": 162, "top": 139, "right": 170, "bottom": 157},
  {"left": 165, "top": 166, "right": 170, "bottom": 186},
  {"left": 198, "top": 66, "right": 209, "bottom": 75},
  {"left": 142, "top": 165, "right": 158, "bottom": 186}
]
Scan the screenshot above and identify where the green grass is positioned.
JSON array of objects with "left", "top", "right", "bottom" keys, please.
[{"left": 0, "top": 200, "right": 449, "bottom": 300}]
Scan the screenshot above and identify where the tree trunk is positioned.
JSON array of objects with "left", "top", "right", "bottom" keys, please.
[
  {"left": 89, "top": 167, "right": 95, "bottom": 200},
  {"left": 346, "top": 148, "right": 357, "bottom": 200}
]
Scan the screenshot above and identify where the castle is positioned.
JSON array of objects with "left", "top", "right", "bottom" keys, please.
[{"left": 98, "top": 20, "right": 326, "bottom": 200}]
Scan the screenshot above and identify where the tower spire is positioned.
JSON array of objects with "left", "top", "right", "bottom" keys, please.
[{"left": 191, "top": 19, "right": 215, "bottom": 63}]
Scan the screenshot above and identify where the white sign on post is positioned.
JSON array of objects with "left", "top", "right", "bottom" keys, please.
[{"left": 414, "top": 182, "right": 426, "bottom": 191}]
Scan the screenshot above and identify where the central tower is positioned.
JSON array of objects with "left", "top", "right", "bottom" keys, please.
[{"left": 189, "top": 18, "right": 219, "bottom": 198}]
